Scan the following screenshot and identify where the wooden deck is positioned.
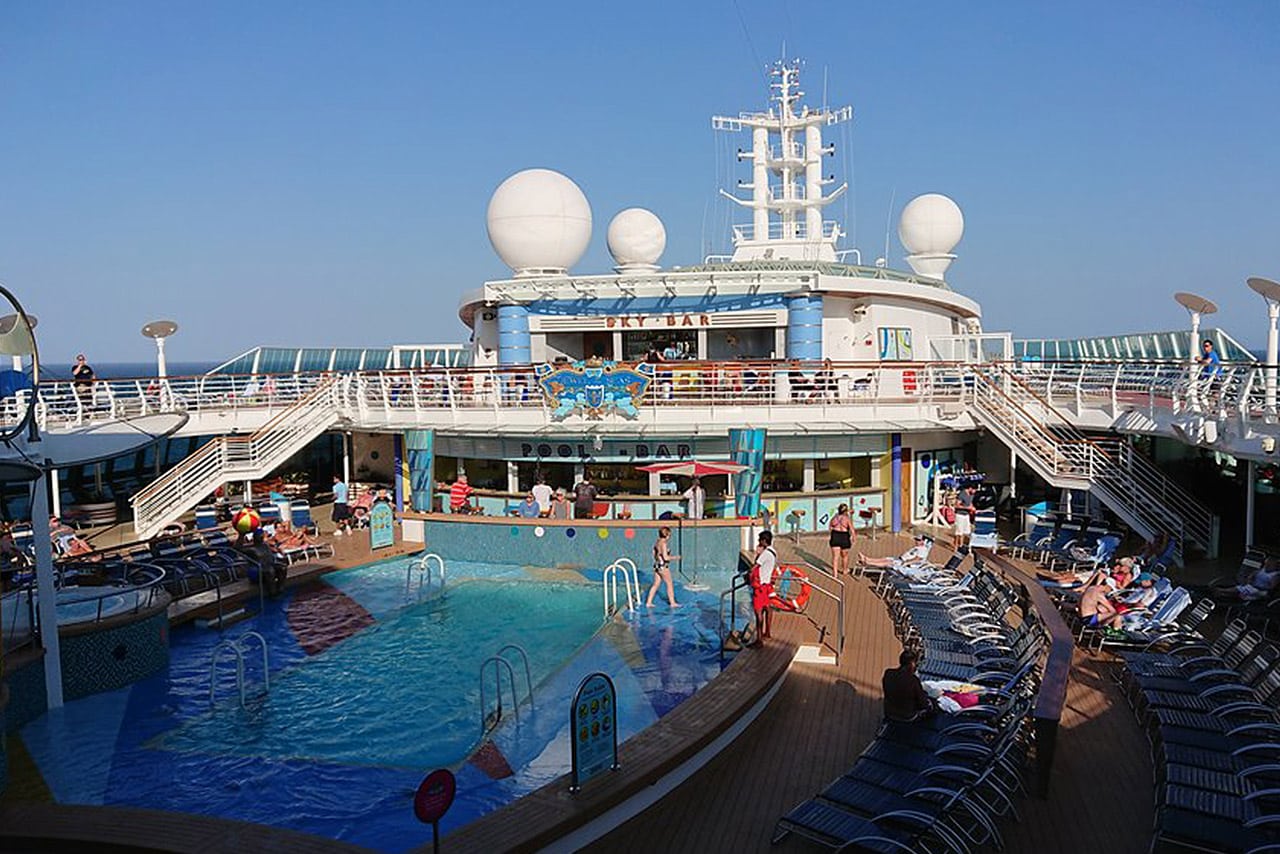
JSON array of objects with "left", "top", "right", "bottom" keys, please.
[
  {"left": 2, "top": 530, "right": 1154, "bottom": 853},
  {"left": 582, "top": 532, "right": 1154, "bottom": 854}
]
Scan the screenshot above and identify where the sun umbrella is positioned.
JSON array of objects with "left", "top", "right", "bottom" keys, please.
[{"left": 634, "top": 460, "right": 749, "bottom": 477}]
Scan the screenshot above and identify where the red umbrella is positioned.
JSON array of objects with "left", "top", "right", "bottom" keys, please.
[{"left": 635, "top": 460, "right": 749, "bottom": 477}]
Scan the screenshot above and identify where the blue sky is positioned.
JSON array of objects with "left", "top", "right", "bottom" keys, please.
[{"left": 2, "top": 1, "right": 1278, "bottom": 364}]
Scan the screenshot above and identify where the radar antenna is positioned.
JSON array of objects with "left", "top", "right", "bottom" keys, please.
[{"left": 711, "top": 58, "right": 852, "bottom": 262}]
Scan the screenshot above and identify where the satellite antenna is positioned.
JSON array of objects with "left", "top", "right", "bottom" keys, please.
[
  {"left": 1247, "top": 277, "right": 1280, "bottom": 411},
  {"left": 1173, "top": 291, "right": 1219, "bottom": 387},
  {"left": 0, "top": 312, "right": 37, "bottom": 373},
  {"left": 141, "top": 319, "right": 179, "bottom": 378}
]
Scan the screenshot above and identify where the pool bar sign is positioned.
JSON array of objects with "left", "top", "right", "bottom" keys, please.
[{"left": 569, "top": 672, "right": 618, "bottom": 791}]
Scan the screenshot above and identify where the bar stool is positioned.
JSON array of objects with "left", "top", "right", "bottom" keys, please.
[{"left": 858, "top": 507, "right": 881, "bottom": 540}]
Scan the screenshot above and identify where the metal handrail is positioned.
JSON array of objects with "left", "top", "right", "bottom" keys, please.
[
  {"left": 799, "top": 562, "right": 846, "bottom": 664},
  {"left": 603, "top": 558, "right": 641, "bottom": 618},
  {"left": 209, "top": 630, "right": 269, "bottom": 709},
  {"left": 406, "top": 552, "right": 446, "bottom": 596},
  {"left": 718, "top": 573, "right": 754, "bottom": 663}
]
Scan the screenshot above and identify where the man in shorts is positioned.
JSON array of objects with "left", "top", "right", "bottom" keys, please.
[
  {"left": 953, "top": 486, "right": 975, "bottom": 549},
  {"left": 331, "top": 475, "right": 352, "bottom": 536}
]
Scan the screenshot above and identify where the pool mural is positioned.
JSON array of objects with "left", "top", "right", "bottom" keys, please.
[{"left": 15, "top": 553, "right": 738, "bottom": 851}]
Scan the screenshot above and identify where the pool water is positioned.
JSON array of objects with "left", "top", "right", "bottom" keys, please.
[{"left": 19, "top": 556, "right": 741, "bottom": 851}]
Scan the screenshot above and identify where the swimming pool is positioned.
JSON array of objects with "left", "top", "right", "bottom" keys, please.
[{"left": 18, "top": 555, "right": 739, "bottom": 850}]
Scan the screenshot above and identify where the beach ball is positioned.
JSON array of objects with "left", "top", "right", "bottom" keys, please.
[{"left": 233, "top": 507, "right": 262, "bottom": 534}]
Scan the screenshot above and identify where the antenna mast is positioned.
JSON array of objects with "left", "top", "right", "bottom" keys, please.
[{"left": 711, "top": 58, "right": 853, "bottom": 262}]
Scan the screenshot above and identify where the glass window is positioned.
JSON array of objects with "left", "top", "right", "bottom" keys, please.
[
  {"left": 257, "top": 348, "right": 297, "bottom": 374},
  {"left": 461, "top": 458, "right": 506, "bottom": 491},
  {"left": 299, "top": 348, "right": 332, "bottom": 372},
  {"left": 435, "top": 456, "right": 459, "bottom": 485},
  {"left": 763, "top": 459, "right": 804, "bottom": 492},
  {"left": 815, "top": 457, "right": 872, "bottom": 491},
  {"left": 332, "top": 349, "right": 363, "bottom": 371},
  {"left": 362, "top": 349, "right": 392, "bottom": 370},
  {"left": 878, "top": 328, "right": 913, "bottom": 360},
  {"left": 622, "top": 330, "right": 697, "bottom": 361},
  {"left": 707, "top": 328, "right": 774, "bottom": 360},
  {"left": 516, "top": 461, "right": 576, "bottom": 493},
  {"left": 583, "top": 463, "right": 648, "bottom": 495}
]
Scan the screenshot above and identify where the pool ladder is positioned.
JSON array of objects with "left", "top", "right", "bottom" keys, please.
[
  {"left": 479, "top": 644, "right": 532, "bottom": 735},
  {"left": 406, "top": 552, "right": 445, "bottom": 597},
  {"left": 603, "top": 557, "right": 642, "bottom": 618},
  {"left": 209, "top": 631, "right": 269, "bottom": 709}
]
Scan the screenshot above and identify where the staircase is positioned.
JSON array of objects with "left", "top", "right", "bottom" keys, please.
[
  {"left": 967, "top": 365, "right": 1216, "bottom": 561},
  {"left": 131, "top": 377, "right": 342, "bottom": 539}
]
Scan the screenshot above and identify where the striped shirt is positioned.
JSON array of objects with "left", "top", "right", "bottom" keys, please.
[{"left": 449, "top": 481, "right": 473, "bottom": 510}]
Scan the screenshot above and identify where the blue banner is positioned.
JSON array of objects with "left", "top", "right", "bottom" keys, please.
[
  {"left": 406, "top": 429, "right": 435, "bottom": 512},
  {"left": 370, "top": 501, "right": 395, "bottom": 550},
  {"left": 728, "top": 428, "right": 767, "bottom": 519},
  {"left": 570, "top": 672, "right": 618, "bottom": 791}
]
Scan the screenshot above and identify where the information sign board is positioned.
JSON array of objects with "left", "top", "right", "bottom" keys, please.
[
  {"left": 370, "top": 501, "right": 395, "bottom": 550},
  {"left": 569, "top": 672, "right": 618, "bottom": 791}
]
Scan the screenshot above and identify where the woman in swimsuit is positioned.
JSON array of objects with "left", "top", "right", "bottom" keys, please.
[
  {"left": 645, "top": 526, "right": 681, "bottom": 608},
  {"left": 828, "top": 503, "right": 854, "bottom": 575}
]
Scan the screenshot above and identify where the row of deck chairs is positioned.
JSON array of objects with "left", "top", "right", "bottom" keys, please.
[
  {"left": 1114, "top": 618, "right": 1280, "bottom": 852},
  {"left": 1207, "top": 549, "right": 1280, "bottom": 638},
  {"left": 773, "top": 552, "right": 1046, "bottom": 853},
  {"left": 194, "top": 500, "right": 321, "bottom": 534},
  {"left": 1009, "top": 513, "right": 1140, "bottom": 572},
  {"left": 151, "top": 528, "right": 333, "bottom": 598}
]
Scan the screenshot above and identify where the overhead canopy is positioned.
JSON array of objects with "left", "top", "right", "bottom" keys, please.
[{"left": 635, "top": 460, "right": 749, "bottom": 477}]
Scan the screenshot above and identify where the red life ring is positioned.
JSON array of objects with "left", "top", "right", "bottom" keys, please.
[{"left": 768, "top": 564, "right": 812, "bottom": 613}]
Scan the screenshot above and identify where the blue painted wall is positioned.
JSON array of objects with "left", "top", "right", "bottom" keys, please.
[{"left": 420, "top": 519, "right": 744, "bottom": 572}]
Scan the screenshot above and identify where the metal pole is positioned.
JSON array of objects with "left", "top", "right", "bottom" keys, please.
[
  {"left": 31, "top": 469, "right": 65, "bottom": 709},
  {"left": 1188, "top": 311, "right": 1201, "bottom": 387},
  {"left": 49, "top": 467, "right": 61, "bottom": 518},
  {"left": 1009, "top": 449, "right": 1018, "bottom": 500},
  {"left": 1245, "top": 459, "right": 1256, "bottom": 549},
  {"left": 155, "top": 336, "right": 168, "bottom": 379},
  {"left": 1266, "top": 303, "right": 1278, "bottom": 413}
]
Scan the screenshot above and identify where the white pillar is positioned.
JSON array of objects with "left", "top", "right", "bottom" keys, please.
[
  {"left": 10, "top": 355, "right": 21, "bottom": 372},
  {"left": 804, "top": 124, "right": 823, "bottom": 239},
  {"left": 752, "top": 126, "right": 769, "bottom": 240},
  {"left": 31, "top": 470, "right": 65, "bottom": 709},
  {"left": 155, "top": 336, "right": 168, "bottom": 379},
  {"left": 1009, "top": 449, "right": 1018, "bottom": 500},
  {"left": 1188, "top": 311, "right": 1202, "bottom": 386},
  {"left": 1245, "top": 459, "right": 1256, "bottom": 548},
  {"left": 802, "top": 458, "right": 816, "bottom": 492},
  {"left": 1266, "top": 302, "right": 1278, "bottom": 412},
  {"left": 342, "top": 432, "right": 352, "bottom": 484},
  {"left": 507, "top": 460, "right": 519, "bottom": 493},
  {"left": 243, "top": 480, "right": 252, "bottom": 504},
  {"left": 49, "top": 467, "right": 61, "bottom": 517},
  {"left": 648, "top": 471, "right": 661, "bottom": 496}
]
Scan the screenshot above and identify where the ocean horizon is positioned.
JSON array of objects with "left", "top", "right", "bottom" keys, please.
[{"left": 40, "top": 361, "right": 220, "bottom": 382}]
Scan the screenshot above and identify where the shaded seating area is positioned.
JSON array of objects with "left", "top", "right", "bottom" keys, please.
[{"left": 774, "top": 552, "right": 1046, "bottom": 852}]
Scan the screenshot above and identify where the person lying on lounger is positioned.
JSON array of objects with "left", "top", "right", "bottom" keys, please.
[
  {"left": 859, "top": 534, "right": 934, "bottom": 570},
  {"left": 1078, "top": 580, "right": 1118, "bottom": 628}
]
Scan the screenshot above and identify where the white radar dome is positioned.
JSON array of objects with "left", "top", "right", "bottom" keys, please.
[
  {"left": 486, "top": 168, "right": 593, "bottom": 276},
  {"left": 898, "top": 193, "right": 965, "bottom": 256},
  {"left": 607, "top": 208, "right": 666, "bottom": 271}
]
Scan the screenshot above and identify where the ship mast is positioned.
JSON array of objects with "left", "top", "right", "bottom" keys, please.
[{"left": 712, "top": 58, "right": 852, "bottom": 262}]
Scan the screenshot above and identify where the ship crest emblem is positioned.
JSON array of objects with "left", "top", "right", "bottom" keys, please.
[{"left": 535, "top": 362, "right": 655, "bottom": 421}]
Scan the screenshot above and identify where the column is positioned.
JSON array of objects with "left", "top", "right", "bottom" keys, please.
[
  {"left": 1245, "top": 459, "right": 1256, "bottom": 548},
  {"left": 49, "top": 467, "right": 61, "bottom": 517},
  {"left": 802, "top": 458, "right": 816, "bottom": 492},
  {"left": 890, "top": 433, "right": 902, "bottom": 533},
  {"left": 497, "top": 304, "right": 531, "bottom": 366},
  {"left": 507, "top": 461, "right": 519, "bottom": 493},
  {"left": 404, "top": 430, "right": 435, "bottom": 512},
  {"left": 31, "top": 471, "right": 64, "bottom": 708},
  {"left": 786, "top": 293, "right": 823, "bottom": 360}
]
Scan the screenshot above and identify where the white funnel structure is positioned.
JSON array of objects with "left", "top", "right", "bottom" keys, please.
[{"left": 899, "top": 193, "right": 964, "bottom": 280}]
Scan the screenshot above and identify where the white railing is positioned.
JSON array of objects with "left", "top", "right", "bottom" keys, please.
[
  {"left": 967, "top": 365, "right": 1215, "bottom": 559},
  {"left": 130, "top": 376, "right": 340, "bottom": 538}
]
